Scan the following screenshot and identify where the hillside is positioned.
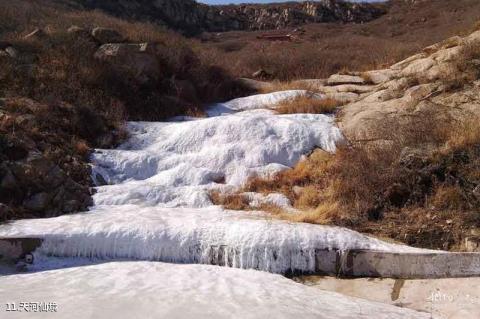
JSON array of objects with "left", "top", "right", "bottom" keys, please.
[
  {"left": 213, "top": 26, "right": 480, "bottom": 251},
  {"left": 201, "top": 0, "right": 480, "bottom": 80},
  {"left": 54, "top": 0, "right": 385, "bottom": 34},
  {"left": 0, "top": 0, "right": 245, "bottom": 221}
]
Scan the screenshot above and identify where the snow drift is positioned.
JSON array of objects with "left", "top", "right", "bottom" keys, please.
[{"left": 0, "top": 261, "right": 429, "bottom": 319}]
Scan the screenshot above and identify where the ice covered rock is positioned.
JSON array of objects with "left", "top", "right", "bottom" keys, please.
[
  {"left": 0, "top": 205, "right": 429, "bottom": 274},
  {"left": 327, "top": 74, "right": 366, "bottom": 86},
  {"left": 91, "top": 109, "right": 342, "bottom": 207}
]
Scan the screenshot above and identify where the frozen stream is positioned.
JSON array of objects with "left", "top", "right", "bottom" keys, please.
[{"left": 0, "top": 91, "right": 432, "bottom": 318}]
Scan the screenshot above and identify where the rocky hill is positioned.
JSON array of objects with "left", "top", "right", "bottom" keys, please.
[{"left": 59, "top": 0, "right": 386, "bottom": 34}]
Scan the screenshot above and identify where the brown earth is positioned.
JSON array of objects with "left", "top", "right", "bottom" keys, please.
[{"left": 199, "top": 0, "right": 480, "bottom": 81}]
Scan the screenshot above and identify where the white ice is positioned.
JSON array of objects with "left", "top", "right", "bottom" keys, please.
[
  {"left": 0, "top": 205, "right": 430, "bottom": 274},
  {"left": 207, "top": 90, "right": 324, "bottom": 116},
  {"left": 91, "top": 109, "right": 341, "bottom": 207},
  {"left": 0, "top": 261, "right": 430, "bottom": 319},
  {"left": 0, "top": 90, "right": 436, "bottom": 274},
  {"left": 0, "top": 90, "right": 439, "bottom": 318}
]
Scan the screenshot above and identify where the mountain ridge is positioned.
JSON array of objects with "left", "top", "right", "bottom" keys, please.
[{"left": 57, "top": 0, "right": 386, "bottom": 34}]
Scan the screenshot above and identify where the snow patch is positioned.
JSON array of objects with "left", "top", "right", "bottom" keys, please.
[
  {"left": 0, "top": 261, "right": 429, "bottom": 319},
  {"left": 208, "top": 90, "right": 324, "bottom": 116}
]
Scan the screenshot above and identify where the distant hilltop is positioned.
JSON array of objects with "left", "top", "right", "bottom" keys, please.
[{"left": 61, "top": 0, "right": 387, "bottom": 34}]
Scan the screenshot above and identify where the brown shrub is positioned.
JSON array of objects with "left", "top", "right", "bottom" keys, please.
[
  {"left": 218, "top": 112, "right": 480, "bottom": 249},
  {"left": 74, "top": 139, "right": 90, "bottom": 158},
  {"left": 0, "top": 0, "right": 239, "bottom": 122},
  {"left": 430, "top": 185, "right": 467, "bottom": 211},
  {"left": 209, "top": 191, "right": 250, "bottom": 211},
  {"left": 275, "top": 97, "right": 341, "bottom": 114}
]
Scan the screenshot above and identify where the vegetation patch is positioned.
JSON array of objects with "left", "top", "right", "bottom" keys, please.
[
  {"left": 213, "top": 113, "right": 480, "bottom": 250},
  {"left": 274, "top": 97, "right": 342, "bottom": 115}
]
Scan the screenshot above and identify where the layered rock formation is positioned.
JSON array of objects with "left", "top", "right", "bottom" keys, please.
[{"left": 63, "top": 0, "right": 386, "bottom": 34}]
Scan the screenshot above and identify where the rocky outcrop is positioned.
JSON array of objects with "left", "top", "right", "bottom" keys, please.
[
  {"left": 64, "top": 0, "right": 386, "bottom": 34},
  {"left": 0, "top": 98, "right": 118, "bottom": 221},
  {"left": 335, "top": 31, "right": 480, "bottom": 141}
]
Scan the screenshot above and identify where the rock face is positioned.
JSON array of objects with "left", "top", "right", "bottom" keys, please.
[
  {"left": 0, "top": 98, "right": 100, "bottom": 221},
  {"left": 66, "top": 0, "right": 386, "bottom": 34},
  {"left": 336, "top": 30, "right": 480, "bottom": 141}
]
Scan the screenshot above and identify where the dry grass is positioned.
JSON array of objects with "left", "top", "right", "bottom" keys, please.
[
  {"left": 275, "top": 97, "right": 341, "bottom": 114},
  {"left": 213, "top": 112, "right": 480, "bottom": 249},
  {"left": 0, "top": 0, "right": 239, "bottom": 122},
  {"left": 259, "top": 80, "right": 323, "bottom": 94},
  {"left": 430, "top": 185, "right": 467, "bottom": 211},
  {"left": 74, "top": 139, "right": 90, "bottom": 158},
  {"left": 209, "top": 191, "right": 251, "bottom": 211},
  {"left": 445, "top": 118, "right": 480, "bottom": 150},
  {"left": 198, "top": 0, "right": 480, "bottom": 81}
]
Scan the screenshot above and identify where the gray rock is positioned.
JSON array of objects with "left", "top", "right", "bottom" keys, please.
[
  {"left": 23, "top": 192, "right": 50, "bottom": 212},
  {"left": 45, "top": 165, "right": 66, "bottom": 189},
  {"left": 75, "top": 0, "right": 385, "bottom": 34},
  {"left": 252, "top": 69, "right": 272, "bottom": 80},
  {"left": 327, "top": 74, "right": 366, "bottom": 86},
  {"left": 0, "top": 46, "right": 19, "bottom": 59},
  {"left": 91, "top": 27, "right": 125, "bottom": 44},
  {"left": 1, "top": 169, "right": 17, "bottom": 189},
  {"left": 63, "top": 200, "right": 81, "bottom": 213},
  {"left": 0, "top": 203, "right": 13, "bottom": 221}
]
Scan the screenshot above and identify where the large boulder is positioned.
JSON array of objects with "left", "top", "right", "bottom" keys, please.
[
  {"left": 0, "top": 46, "right": 18, "bottom": 59},
  {"left": 23, "top": 192, "right": 50, "bottom": 212},
  {"left": 0, "top": 203, "right": 13, "bottom": 222},
  {"left": 91, "top": 27, "right": 125, "bottom": 44},
  {"left": 327, "top": 74, "right": 366, "bottom": 86},
  {"left": 67, "top": 25, "right": 92, "bottom": 39},
  {"left": 94, "top": 43, "right": 159, "bottom": 83}
]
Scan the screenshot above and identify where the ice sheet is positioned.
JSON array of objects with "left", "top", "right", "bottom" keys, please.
[{"left": 0, "top": 261, "right": 430, "bottom": 319}]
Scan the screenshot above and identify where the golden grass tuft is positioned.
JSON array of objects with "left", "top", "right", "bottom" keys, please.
[
  {"left": 259, "top": 80, "right": 323, "bottom": 94},
  {"left": 274, "top": 97, "right": 341, "bottom": 114},
  {"left": 209, "top": 191, "right": 250, "bottom": 210},
  {"left": 445, "top": 118, "right": 480, "bottom": 150},
  {"left": 74, "top": 139, "right": 90, "bottom": 157},
  {"left": 430, "top": 185, "right": 467, "bottom": 211}
]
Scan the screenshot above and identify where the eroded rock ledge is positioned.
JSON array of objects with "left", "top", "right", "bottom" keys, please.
[{"left": 63, "top": 0, "right": 386, "bottom": 34}]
